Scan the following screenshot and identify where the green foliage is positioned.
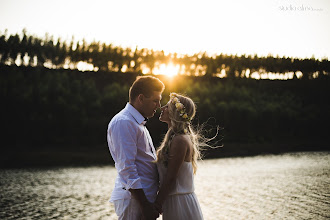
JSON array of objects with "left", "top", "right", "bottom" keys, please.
[
  {"left": 1, "top": 65, "right": 329, "bottom": 157},
  {"left": 158, "top": 76, "right": 330, "bottom": 144},
  {"left": 102, "top": 82, "right": 129, "bottom": 116}
]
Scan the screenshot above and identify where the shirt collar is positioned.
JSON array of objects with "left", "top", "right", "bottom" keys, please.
[{"left": 125, "top": 103, "right": 146, "bottom": 125}]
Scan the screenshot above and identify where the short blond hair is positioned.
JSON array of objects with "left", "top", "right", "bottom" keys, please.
[{"left": 129, "top": 76, "right": 165, "bottom": 102}]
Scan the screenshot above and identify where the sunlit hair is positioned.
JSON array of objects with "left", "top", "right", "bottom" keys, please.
[
  {"left": 156, "top": 93, "right": 217, "bottom": 174},
  {"left": 129, "top": 76, "right": 165, "bottom": 103}
]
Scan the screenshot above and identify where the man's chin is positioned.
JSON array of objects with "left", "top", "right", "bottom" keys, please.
[
  {"left": 150, "top": 111, "right": 158, "bottom": 118},
  {"left": 147, "top": 113, "right": 155, "bottom": 118}
]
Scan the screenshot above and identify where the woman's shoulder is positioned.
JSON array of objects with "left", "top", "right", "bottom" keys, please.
[
  {"left": 171, "top": 134, "right": 192, "bottom": 148},
  {"left": 170, "top": 134, "right": 193, "bottom": 161}
]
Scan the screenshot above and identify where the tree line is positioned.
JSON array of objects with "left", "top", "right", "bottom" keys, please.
[
  {"left": 1, "top": 64, "right": 329, "bottom": 152},
  {"left": 1, "top": 29, "right": 329, "bottom": 79}
]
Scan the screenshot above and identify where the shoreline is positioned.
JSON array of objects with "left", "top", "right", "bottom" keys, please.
[{"left": 1, "top": 142, "right": 329, "bottom": 169}]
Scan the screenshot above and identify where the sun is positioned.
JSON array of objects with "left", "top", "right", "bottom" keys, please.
[{"left": 154, "top": 62, "right": 180, "bottom": 77}]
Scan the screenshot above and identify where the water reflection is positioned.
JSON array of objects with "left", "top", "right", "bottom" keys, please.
[
  {"left": 0, "top": 152, "right": 329, "bottom": 219},
  {"left": 195, "top": 152, "right": 330, "bottom": 219}
]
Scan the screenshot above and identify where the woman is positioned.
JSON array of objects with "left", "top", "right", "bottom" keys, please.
[{"left": 155, "top": 93, "right": 204, "bottom": 220}]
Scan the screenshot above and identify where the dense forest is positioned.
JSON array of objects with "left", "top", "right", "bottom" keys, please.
[
  {"left": 0, "top": 30, "right": 329, "bottom": 167},
  {"left": 1, "top": 65, "right": 329, "bottom": 167}
]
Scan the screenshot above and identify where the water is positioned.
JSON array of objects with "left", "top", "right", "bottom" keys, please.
[{"left": 0, "top": 152, "right": 329, "bottom": 220}]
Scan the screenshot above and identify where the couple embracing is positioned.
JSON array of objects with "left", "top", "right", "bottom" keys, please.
[{"left": 107, "top": 76, "right": 204, "bottom": 220}]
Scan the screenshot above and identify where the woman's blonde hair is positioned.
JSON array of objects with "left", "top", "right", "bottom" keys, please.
[{"left": 156, "top": 93, "right": 214, "bottom": 174}]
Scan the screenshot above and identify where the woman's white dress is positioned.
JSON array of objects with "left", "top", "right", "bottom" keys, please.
[{"left": 157, "top": 161, "right": 204, "bottom": 220}]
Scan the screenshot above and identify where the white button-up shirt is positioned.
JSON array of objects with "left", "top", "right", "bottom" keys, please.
[{"left": 107, "top": 103, "right": 158, "bottom": 203}]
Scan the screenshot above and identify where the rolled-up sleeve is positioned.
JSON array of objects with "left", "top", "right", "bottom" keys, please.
[{"left": 109, "top": 119, "right": 142, "bottom": 190}]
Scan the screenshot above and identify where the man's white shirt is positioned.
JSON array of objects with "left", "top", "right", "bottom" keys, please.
[{"left": 107, "top": 103, "right": 158, "bottom": 203}]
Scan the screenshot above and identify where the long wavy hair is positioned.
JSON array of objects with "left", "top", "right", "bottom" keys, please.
[{"left": 156, "top": 93, "right": 216, "bottom": 174}]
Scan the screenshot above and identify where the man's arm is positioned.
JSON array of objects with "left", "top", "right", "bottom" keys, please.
[
  {"left": 110, "top": 120, "right": 143, "bottom": 190},
  {"left": 110, "top": 120, "right": 159, "bottom": 219}
]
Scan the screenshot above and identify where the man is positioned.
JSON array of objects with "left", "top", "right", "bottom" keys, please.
[{"left": 107, "top": 76, "right": 165, "bottom": 220}]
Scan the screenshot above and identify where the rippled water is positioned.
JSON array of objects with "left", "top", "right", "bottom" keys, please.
[{"left": 0, "top": 152, "right": 329, "bottom": 219}]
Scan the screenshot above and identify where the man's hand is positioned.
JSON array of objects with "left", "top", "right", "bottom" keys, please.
[
  {"left": 141, "top": 202, "right": 159, "bottom": 220},
  {"left": 129, "top": 189, "right": 159, "bottom": 220},
  {"left": 154, "top": 202, "right": 163, "bottom": 214}
]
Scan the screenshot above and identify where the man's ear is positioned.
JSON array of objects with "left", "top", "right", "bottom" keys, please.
[{"left": 137, "top": 94, "right": 144, "bottom": 104}]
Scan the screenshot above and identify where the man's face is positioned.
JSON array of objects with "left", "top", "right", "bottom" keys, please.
[{"left": 141, "top": 91, "right": 162, "bottom": 118}]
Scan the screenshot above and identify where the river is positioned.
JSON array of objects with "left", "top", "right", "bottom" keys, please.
[{"left": 0, "top": 152, "right": 329, "bottom": 219}]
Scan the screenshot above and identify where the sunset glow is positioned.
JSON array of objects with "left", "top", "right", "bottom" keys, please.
[
  {"left": 154, "top": 62, "right": 180, "bottom": 77},
  {"left": 0, "top": 0, "right": 329, "bottom": 60}
]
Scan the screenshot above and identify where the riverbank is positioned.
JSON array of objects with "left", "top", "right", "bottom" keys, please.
[{"left": 1, "top": 140, "right": 328, "bottom": 169}]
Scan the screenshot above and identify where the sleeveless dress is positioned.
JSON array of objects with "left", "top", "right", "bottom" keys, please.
[{"left": 157, "top": 161, "right": 204, "bottom": 220}]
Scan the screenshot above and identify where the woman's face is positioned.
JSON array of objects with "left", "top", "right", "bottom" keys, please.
[{"left": 159, "top": 102, "right": 171, "bottom": 124}]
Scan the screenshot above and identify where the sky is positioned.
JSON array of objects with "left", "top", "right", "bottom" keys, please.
[{"left": 0, "top": 0, "right": 329, "bottom": 59}]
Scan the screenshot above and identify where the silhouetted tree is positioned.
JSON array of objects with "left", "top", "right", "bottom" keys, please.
[{"left": 0, "top": 30, "right": 329, "bottom": 79}]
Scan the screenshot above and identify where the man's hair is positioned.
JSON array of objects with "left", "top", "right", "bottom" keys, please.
[{"left": 129, "top": 76, "right": 165, "bottom": 102}]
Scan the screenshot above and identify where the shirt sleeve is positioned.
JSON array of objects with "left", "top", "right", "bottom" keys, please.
[{"left": 109, "top": 119, "right": 143, "bottom": 190}]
